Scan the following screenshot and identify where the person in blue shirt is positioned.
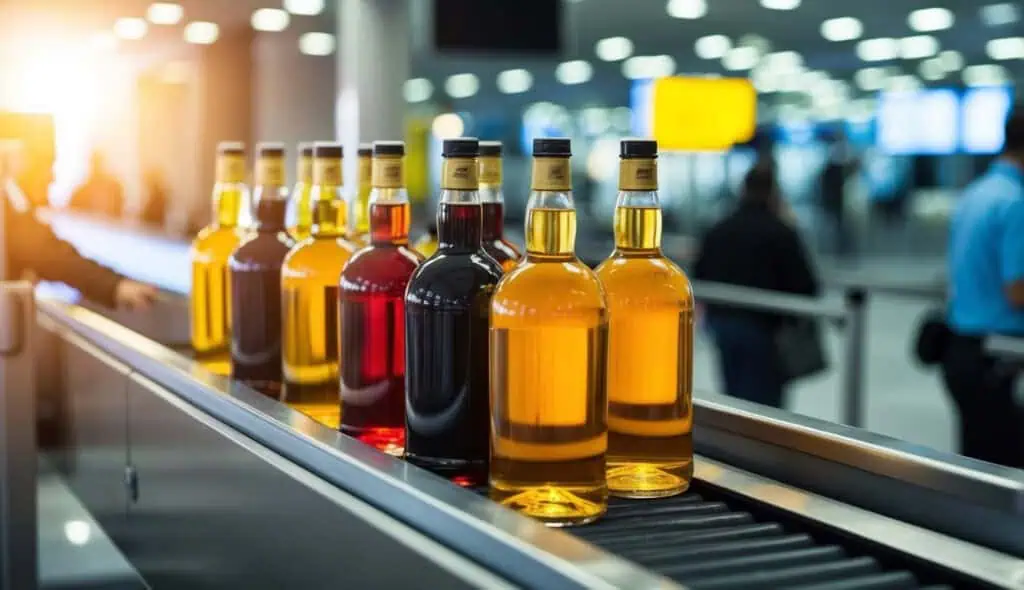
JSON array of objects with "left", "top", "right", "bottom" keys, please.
[{"left": 944, "top": 108, "right": 1024, "bottom": 467}]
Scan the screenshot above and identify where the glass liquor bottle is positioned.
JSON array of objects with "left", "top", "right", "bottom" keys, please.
[
  {"left": 339, "top": 141, "right": 423, "bottom": 453},
  {"left": 478, "top": 141, "right": 522, "bottom": 272},
  {"left": 190, "top": 141, "right": 248, "bottom": 376},
  {"left": 229, "top": 143, "right": 296, "bottom": 396},
  {"left": 350, "top": 143, "right": 372, "bottom": 247},
  {"left": 405, "top": 138, "right": 503, "bottom": 485},
  {"left": 281, "top": 142, "right": 357, "bottom": 427},
  {"left": 287, "top": 142, "right": 314, "bottom": 241},
  {"left": 413, "top": 223, "right": 439, "bottom": 258},
  {"left": 490, "top": 138, "right": 609, "bottom": 526},
  {"left": 596, "top": 139, "right": 693, "bottom": 498}
]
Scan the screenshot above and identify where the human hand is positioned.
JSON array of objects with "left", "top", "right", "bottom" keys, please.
[{"left": 114, "top": 280, "right": 157, "bottom": 311}]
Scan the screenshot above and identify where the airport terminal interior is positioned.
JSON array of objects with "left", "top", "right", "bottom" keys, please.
[{"left": 2, "top": 0, "right": 1024, "bottom": 589}]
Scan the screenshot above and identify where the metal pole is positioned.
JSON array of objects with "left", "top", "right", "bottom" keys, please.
[
  {"left": 0, "top": 282, "right": 37, "bottom": 590},
  {"left": 841, "top": 287, "right": 867, "bottom": 428}
]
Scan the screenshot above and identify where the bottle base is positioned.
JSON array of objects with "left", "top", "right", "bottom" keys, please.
[
  {"left": 490, "top": 482, "right": 608, "bottom": 527},
  {"left": 606, "top": 461, "right": 691, "bottom": 499},
  {"left": 340, "top": 425, "right": 405, "bottom": 457},
  {"left": 404, "top": 454, "right": 487, "bottom": 487}
]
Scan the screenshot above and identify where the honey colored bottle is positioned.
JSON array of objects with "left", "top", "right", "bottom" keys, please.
[
  {"left": 190, "top": 141, "right": 248, "bottom": 376},
  {"left": 478, "top": 141, "right": 522, "bottom": 272},
  {"left": 229, "top": 143, "right": 296, "bottom": 395},
  {"left": 596, "top": 139, "right": 694, "bottom": 498},
  {"left": 351, "top": 143, "right": 372, "bottom": 246},
  {"left": 287, "top": 142, "right": 315, "bottom": 241},
  {"left": 281, "top": 142, "right": 357, "bottom": 426},
  {"left": 339, "top": 141, "right": 423, "bottom": 454},
  {"left": 490, "top": 138, "right": 609, "bottom": 526}
]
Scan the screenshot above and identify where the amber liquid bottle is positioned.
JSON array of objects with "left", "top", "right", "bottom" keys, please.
[
  {"left": 339, "top": 141, "right": 423, "bottom": 454},
  {"left": 351, "top": 143, "right": 372, "bottom": 247},
  {"left": 490, "top": 138, "right": 609, "bottom": 526},
  {"left": 191, "top": 142, "right": 248, "bottom": 376},
  {"left": 281, "top": 143, "right": 357, "bottom": 427},
  {"left": 229, "top": 143, "right": 296, "bottom": 396},
  {"left": 596, "top": 140, "right": 694, "bottom": 498},
  {"left": 479, "top": 141, "right": 522, "bottom": 272},
  {"left": 413, "top": 223, "right": 439, "bottom": 258},
  {"left": 287, "top": 142, "right": 314, "bottom": 241},
  {"left": 405, "top": 138, "right": 503, "bottom": 485}
]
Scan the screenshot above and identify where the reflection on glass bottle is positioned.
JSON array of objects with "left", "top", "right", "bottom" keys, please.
[
  {"left": 190, "top": 141, "right": 248, "bottom": 376},
  {"left": 405, "top": 138, "right": 503, "bottom": 486},
  {"left": 229, "top": 143, "right": 296, "bottom": 396},
  {"left": 281, "top": 143, "right": 356, "bottom": 427},
  {"left": 490, "top": 138, "right": 609, "bottom": 526},
  {"left": 479, "top": 141, "right": 522, "bottom": 272},
  {"left": 339, "top": 141, "right": 423, "bottom": 454},
  {"left": 596, "top": 139, "right": 694, "bottom": 498},
  {"left": 351, "top": 143, "right": 372, "bottom": 247},
  {"left": 287, "top": 142, "right": 314, "bottom": 241},
  {"left": 413, "top": 223, "right": 439, "bottom": 258}
]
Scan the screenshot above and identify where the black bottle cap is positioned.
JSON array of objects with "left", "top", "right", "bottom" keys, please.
[
  {"left": 533, "top": 137, "right": 571, "bottom": 157},
  {"left": 442, "top": 137, "right": 479, "bottom": 158},
  {"left": 479, "top": 141, "right": 502, "bottom": 157},
  {"left": 298, "top": 142, "right": 314, "bottom": 157},
  {"left": 314, "top": 142, "right": 343, "bottom": 159},
  {"left": 217, "top": 141, "right": 245, "bottom": 156},
  {"left": 373, "top": 141, "right": 405, "bottom": 156},
  {"left": 358, "top": 143, "right": 373, "bottom": 157},
  {"left": 257, "top": 142, "right": 285, "bottom": 158},
  {"left": 620, "top": 138, "right": 658, "bottom": 159}
]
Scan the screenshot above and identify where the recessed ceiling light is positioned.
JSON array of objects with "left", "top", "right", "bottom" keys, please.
[
  {"left": 908, "top": 7, "right": 954, "bottom": 32},
  {"left": 299, "top": 32, "right": 334, "bottom": 55},
  {"left": 886, "top": 75, "right": 921, "bottom": 92},
  {"left": 284, "top": 0, "right": 325, "bottom": 16},
  {"left": 666, "top": 0, "right": 707, "bottom": 20},
  {"left": 622, "top": 55, "right": 675, "bottom": 79},
  {"left": 919, "top": 58, "right": 947, "bottom": 81},
  {"left": 595, "top": 36, "right": 633, "bottom": 61},
  {"left": 761, "top": 0, "right": 800, "bottom": 10},
  {"left": 980, "top": 3, "right": 1020, "bottom": 26},
  {"left": 146, "top": 3, "right": 183, "bottom": 25},
  {"left": 723, "top": 46, "right": 759, "bottom": 71},
  {"left": 403, "top": 78, "right": 433, "bottom": 103},
  {"left": 694, "top": 34, "right": 731, "bottom": 59},
  {"left": 855, "top": 67, "right": 888, "bottom": 91},
  {"left": 431, "top": 113, "right": 464, "bottom": 140},
  {"left": 762, "top": 51, "right": 804, "bottom": 72},
  {"left": 556, "top": 60, "right": 594, "bottom": 85},
  {"left": 251, "top": 8, "right": 289, "bottom": 32},
  {"left": 936, "top": 50, "right": 963, "bottom": 72},
  {"left": 184, "top": 21, "right": 218, "bottom": 44},
  {"left": 900, "top": 35, "right": 939, "bottom": 59},
  {"left": 821, "top": 17, "right": 863, "bottom": 42},
  {"left": 963, "top": 64, "right": 1009, "bottom": 86},
  {"left": 986, "top": 37, "right": 1024, "bottom": 60},
  {"left": 113, "top": 17, "right": 148, "bottom": 40},
  {"left": 445, "top": 73, "right": 480, "bottom": 98},
  {"left": 857, "top": 38, "right": 899, "bottom": 61},
  {"left": 496, "top": 69, "right": 533, "bottom": 94}
]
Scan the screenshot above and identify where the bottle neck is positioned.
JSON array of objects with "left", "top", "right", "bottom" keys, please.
[
  {"left": 481, "top": 200, "right": 504, "bottom": 241},
  {"left": 370, "top": 190, "right": 411, "bottom": 245},
  {"left": 253, "top": 186, "right": 288, "bottom": 231},
  {"left": 213, "top": 183, "right": 245, "bottom": 228},
  {"left": 356, "top": 156, "right": 372, "bottom": 234},
  {"left": 437, "top": 190, "right": 482, "bottom": 250},
  {"left": 614, "top": 190, "right": 662, "bottom": 252},
  {"left": 525, "top": 189, "right": 575, "bottom": 258},
  {"left": 311, "top": 184, "right": 347, "bottom": 238}
]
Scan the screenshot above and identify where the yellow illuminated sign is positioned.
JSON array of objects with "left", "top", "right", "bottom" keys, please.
[{"left": 652, "top": 77, "right": 757, "bottom": 151}]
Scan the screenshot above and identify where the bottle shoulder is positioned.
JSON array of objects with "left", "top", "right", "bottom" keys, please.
[
  {"left": 596, "top": 253, "right": 693, "bottom": 306},
  {"left": 192, "top": 225, "right": 241, "bottom": 253},
  {"left": 340, "top": 245, "right": 421, "bottom": 293},
  {"left": 283, "top": 236, "right": 355, "bottom": 273},
  {"left": 230, "top": 231, "right": 295, "bottom": 269},
  {"left": 492, "top": 259, "right": 606, "bottom": 313},
  {"left": 406, "top": 251, "right": 502, "bottom": 307}
]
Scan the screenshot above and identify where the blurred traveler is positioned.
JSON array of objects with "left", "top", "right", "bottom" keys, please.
[
  {"left": 820, "top": 135, "right": 856, "bottom": 259},
  {"left": 694, "top": 163, "right": 820, "bottom": 408},
  {"left": 943, "top": 108, "right": 1024, "bottom": 468},
  {"left": 68, "top": 150, "right": 125, "bottom": 219},
  {"left": 140, "top": 168, "right": 169, "bottom": 228},
  {"left": 0, "top": 142, "right": 155, "bottom": 310}
]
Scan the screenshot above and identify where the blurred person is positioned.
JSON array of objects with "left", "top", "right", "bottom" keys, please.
[
  {"left": 694, "top": 163, "right": 820, "bottom": 408},
  {"left": 942, "top": 108, "right": 1024, "bottom": 468},
  {"left": 140, "top": 168, "right": 169, "bottom": 228},
  {"left": 0, "top": 142, "right": 155, "bottom": 310},
  {"left": 819, "top": 135, "right": 856, "bottom": 259},
  {"left": 68, "top": 150, "right": 125, "bottom": 219}
]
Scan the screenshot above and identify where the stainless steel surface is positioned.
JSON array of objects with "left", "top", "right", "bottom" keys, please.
[
  {"left": 0, "top": 282, "right": 37, "bottom": 590},
  {"left": 988, "top": 335, "right": 1024, "bottom": 359},
  {"left": 691, "top": 279, "right": 847, "bottom": 323}
]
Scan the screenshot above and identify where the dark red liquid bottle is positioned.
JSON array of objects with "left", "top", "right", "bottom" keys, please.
[
  {"left": 339, "top": 141, "right": 423, "bottom": 455},
  {"left": 404, "top": 138, "right": 503, "bottom": 486},
  {"left": 478, "top": 141, "right": 521, "bottom": 273}
]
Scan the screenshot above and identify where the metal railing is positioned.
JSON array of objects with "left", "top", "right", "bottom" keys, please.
[{"left": 986, "top": 335, "right": 1024, "bottom": 360}]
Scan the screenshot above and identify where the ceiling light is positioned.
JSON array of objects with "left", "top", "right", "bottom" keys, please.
[
  {"left": 919, "top": 58, "right": 946, "bottom": 81},
  {"left": 184, "top": 21, "right": 218, "bottom": 44},
  {"left": 431, "top": 113, "right": 464, "bottom": 140},
  {"left": 752, "top": 69, "right": 780, "bottom": 93},
  {"left": 666, "top": 0, "right": 707, "bottom": 19},
  {"left": 980, "top": 3, "right": 1020, "bottom": 26},
  {"left": 762, "top": 51, "right": 803, "bottom": 72},
  {"left": 986, "top": 37, "right": 1024, "bottom": 60},
  {"left": 821, "top": 17, "right": 863, "bottom": 42},
  {"left": 496, "top": 69, "right": 533, "bottom": 94},
  {"left": 857, "top": 38, "right": 899, "bottom": 61},
  {"left": 886, "top": 75, "right": 921, "bottom": 92},
  {"left": 403, "top": 79, "right": 433, "bottom": 103},
  {"left": 298, "top": 32, "right": 334, "bottom": 55},
  {"left": 938, "top": 50, "right": 964, "bottom": 71},
  {"left": 855, "top": 67, "right": 888, "bottom": 91},
  {"left": 595, "top": 36, "right": 633, "bottom": 61},
  {"left": 695, "top": 34, "right": 731, "bottom": 59},
  {"left": 445, "top": 73, "right": 480, "bottom": 98},
  {"left": 284, "top": 0, "right": 325, "bottom": 16},
  {"left": 251, "top": 8, "right": 289, "bottom": 32},
  {"left": 146, "top": 3, "right": 183, "bottom": 25},
  {"left": 761, "top": 0, "right": 800, "bottom": 9},
  {"left": 723, "top": 46, "right": 759, "bottom": 71},
  {"left": 963, "top": 64, "right": 1009, "bottom": 86},
  {"left": 622, "top": 55, "right": 676, "bottom": 79},
  {"left": 908, "top": 8, "right": 954, "bottom": 32},
  {"left": 900, "top": 35, "right": 939, "bottom": 59},
  {"left": 738, "top": 34, "right": 771, "bottom": 56},
  {"left": 113, "top": 17, "right": 148, "bottom": 40},
  {"left": 556, "top": 60, "right": 593, "bottom": 84}
]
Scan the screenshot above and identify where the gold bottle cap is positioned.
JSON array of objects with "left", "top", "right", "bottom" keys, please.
[
  {"left": 255, "top": 142, "right": 285, "bottom": 186},
  {"left": 216, "top": 152, "right": 246, "bottom": 184},
  {"left": 619, "top": 138, "right": 658, "bottom": 191},
  {"left": 530, "top": 157, "right": 571, "bottom": 192},
  {"left": 313, "top": 142, "right": 343, "bottom": 187},
  {"left": 371, "top": 143, "right": 406, "bottom": 190}
]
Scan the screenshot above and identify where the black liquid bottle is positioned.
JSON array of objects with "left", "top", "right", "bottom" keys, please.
[{"left": 404, "top": 138, "right": 503, "bottom": 486}]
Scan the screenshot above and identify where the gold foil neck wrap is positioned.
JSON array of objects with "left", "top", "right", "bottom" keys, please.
[
  {"left": 298, "top": 155, "right": 313, "bottom": 184},
  {"left": 216, "top": 154, "right": 246, "bottom": 184},
  {"left": 619, "top": 158, "right": 658, "bottom": 191},
  {"left": 255, "top": 157, "right": 284, "bottom": 186},
  {"left": 314, "top": 158, "right": 343, "bottom": 187},
  {"left": 478, "top": 156, "right": 502, "bottom": 187},
  {"left": 358, "top": 155, "right": 372, "bottom": 186},
  {"left": 441, "top": 157, "right": 478, "bottom": 191},
  {"left": 372, "top": 156, "right": 404, "bottom": 189},
  {"left": 531, "top": 157, "right": 571, "bottom": 192}
]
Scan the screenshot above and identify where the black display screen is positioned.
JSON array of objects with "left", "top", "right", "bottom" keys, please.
[{"left": 433, "top": 0, "right": 562, "bottom": 55}]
